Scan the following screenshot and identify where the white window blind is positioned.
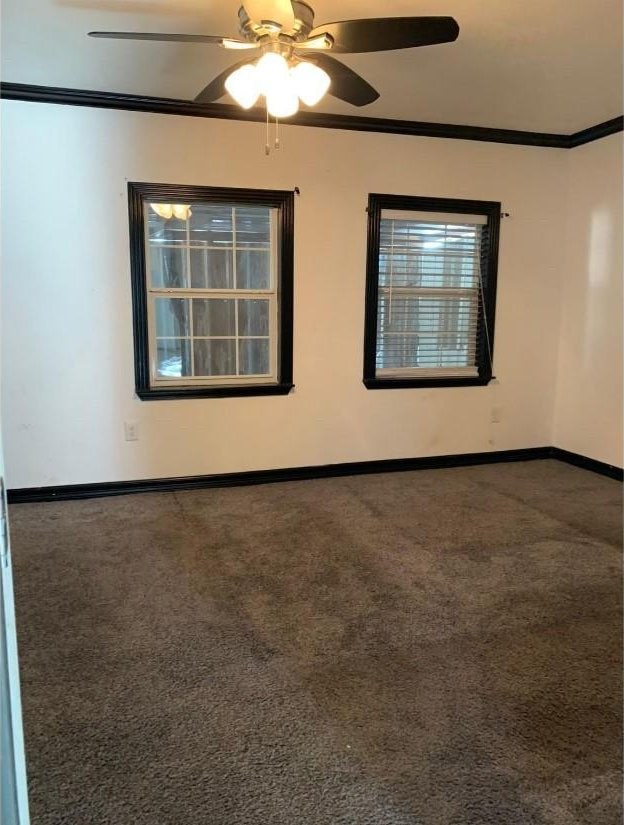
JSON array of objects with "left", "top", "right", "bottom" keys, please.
[{"left": 376, "top": 210, "right": 487, "bottom": 378}]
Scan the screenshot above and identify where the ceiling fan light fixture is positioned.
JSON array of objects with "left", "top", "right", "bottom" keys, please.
[
  {"left": 265, "top": 76, "right": 299, "bottom": 118},
  {"left": 224, "top": 64, "right": 260, "bottom": 109},
  {"left": 255, "top": 51, "right": 290, "bottom": 96},
  {"left": 290, "top": 61, "right": 330, "bottom": 106}
]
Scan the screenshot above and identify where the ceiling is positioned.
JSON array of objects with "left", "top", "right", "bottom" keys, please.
[{"left": 1, "top": 0, "right": 622, "bottom": 133}]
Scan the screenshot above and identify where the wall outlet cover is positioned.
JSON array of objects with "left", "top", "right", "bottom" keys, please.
[{"left": 124, "top": 421, "right": 139, "bottom": 441}]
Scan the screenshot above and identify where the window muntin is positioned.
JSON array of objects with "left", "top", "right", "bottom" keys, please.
[
  {"left": 146, "top": 202, "right": 278, "bottom": 386},
  {"left": 364, "top": 195, "right": 500, "bottom": 389}
]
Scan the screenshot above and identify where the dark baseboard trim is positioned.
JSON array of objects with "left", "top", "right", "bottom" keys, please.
[
  {"left": 0, "top": 446, "right": 568, "bottom": 503},
  {"left": 8, "top": 448, "right": 549, "bottom": 503},
  {"left": 549, "top": 447, "right": 624, "bottom": 481},
  {"left": 7, "top": 447, "right": 622, "bottom": 504},
  {"left": 1, "top": 82, "right": 621, "bottom": 149}
]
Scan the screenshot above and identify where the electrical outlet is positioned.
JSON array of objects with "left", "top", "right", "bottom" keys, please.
[
  {"left": 490, "top": 407, "right": 502, "bottom": 424},
  {"left": 124, "top": 420, "right": 139, "bottom": 441}
]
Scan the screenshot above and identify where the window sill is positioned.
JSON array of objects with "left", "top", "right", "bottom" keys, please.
[
  {"left": 363, "top": 376, "right": 492, "bottom": 390},
  {"left": 137, "top": 382, "right": 294, "bottom": 400}
]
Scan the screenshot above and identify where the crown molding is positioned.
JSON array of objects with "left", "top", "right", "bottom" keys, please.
[
  {"left": 2, "top": 82, "right": 621, "bottom": 148},
  {"left": 567, "top": 116, "right": 624, "bottom": 147}
]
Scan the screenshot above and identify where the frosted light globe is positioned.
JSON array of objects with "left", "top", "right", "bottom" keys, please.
[
  {"left": 291, "top": 62, "right": 331, "bottom": 106},
  {"left": 256, "top": 52, "right": 290, "bottom": 97},
  {"left": 224, "top": 64, "right": 260, "bottom": 109},
  {"left": 266, "top": 75, "right": 299, "bottom": 118}
]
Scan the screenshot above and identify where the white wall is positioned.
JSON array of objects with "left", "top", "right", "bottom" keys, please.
[
  {"left": 1, "top": 101, "right": 572, "bottom": 487},
  {"left": 553, "top": 134, "right": 623, "bottom": 466}
]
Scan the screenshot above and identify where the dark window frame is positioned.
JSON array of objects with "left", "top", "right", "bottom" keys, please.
[
  {"left": 363, "top": 194, "right": 501, "bottom": 390},
  {"left": 128, "top": 182, "right": 294, "bottom": 400}
]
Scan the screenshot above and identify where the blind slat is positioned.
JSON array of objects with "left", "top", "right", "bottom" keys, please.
[{"left": 378, "top": 366, "right": 479, "bottom": 378}]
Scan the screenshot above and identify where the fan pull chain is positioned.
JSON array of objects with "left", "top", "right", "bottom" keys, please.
[
  {"left": 275, "top": 117, "right": 281, "bottom": 150},
  {"left": 265, "top": 107, "right": 270, "bottom": 155}
]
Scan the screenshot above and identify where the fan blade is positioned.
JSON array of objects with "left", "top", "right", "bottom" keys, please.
[
  {"left": 305, "top": 54, "right": 379, "bottom": 106},
  {"left": 308, "top": 17, "right": 459, "bottom": 54},
  {"left": 222, "top": 39, "right": 259, "bottom": 50},
  {"left": 194, "top": 59, "right": 253, "bottom": 104},
  {"left": 293, "top": 33, "right": 333, "bottom": 51},
  {"left": 243, "top": 0, "right": 295, "bottom": 28},
  {"left": 88, "top": 31, "right": 252, "bottom": 46}
]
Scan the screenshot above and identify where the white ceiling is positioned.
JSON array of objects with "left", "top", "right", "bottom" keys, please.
[{"left": 1, "top": 0, "right": 622, "bottom": 132}]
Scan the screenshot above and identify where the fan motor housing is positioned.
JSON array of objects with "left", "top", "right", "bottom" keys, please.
[{"left": 238, "top": 1, "right": 315, "bottom": 42}]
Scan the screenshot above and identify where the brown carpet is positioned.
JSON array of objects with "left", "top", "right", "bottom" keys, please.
[{"left": 9, "top": 459, "right": 623, "bottom": 825}]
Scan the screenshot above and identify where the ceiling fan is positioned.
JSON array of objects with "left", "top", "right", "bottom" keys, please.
[{"left": 89, "top": 1, "right": 460, "bottom": 119}]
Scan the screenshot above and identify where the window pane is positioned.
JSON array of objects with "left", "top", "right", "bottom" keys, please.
[
  {"left": 149, "top": 246, "right": 164, "bottom": 286},
  {"left": 377, "top": 334, "right": 472, "bottom": 370},
  {"left": 147, "top": 209, "right": 168, "bottom": 242},
  {"left": 150, "top": 245, "right": 187, "bottom": 289},
  {"left": 239, "top": 339, "right": 270, "bottom": 375},
  {"left": 378, "top": 294, "right": 477, "bottom": 335},
  {"left": 236, "top": 251, "right": 270, "bottom": 289},
  {"left": 189, "top": 204, "right": 233, "bottom": 247},
  {"left": 238, "top": 299, "right": 269, "bottom": 336},
  {"left": 378, "top": 295, "right": 422, "bottom": 333},
  {"left": 190, "top": 249, "right": 234, "bottom": 289},
  {"left": 155, "top": 298, "right": 190, "bottom": 337},
  {"left": 189, "top": 249, "right": 206, "bottom": 288},
  {"left": 147, "top": 208, "right": 188, "bottom": 245},
  {"left": 235, "top": 207, "right": 271, "bottom": 248},
  {"left": 415, "top": 336, "right": 470, "bottom": 366},
  {"left": 156, "top": 339, "right": 191, "bottom": 377},
  {"left": 377, "top": 335, "right": 419, "bottom": 369},
  {"left": 193, "top": 339, "right": 236, "bottom": 376},
  {"left": 192, "top": 299, "right": 235, "bottom": 337},
  {"left": 376, "top": 294, "right": 477, "bottom": 371},
  {"left": 379, "top": 219, "right": 480, "bottom": 289}
]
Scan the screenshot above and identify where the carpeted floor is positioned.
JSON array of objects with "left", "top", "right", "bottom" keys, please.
[{"left": 9, "top": 459, "right": 623, "bottom": 825}]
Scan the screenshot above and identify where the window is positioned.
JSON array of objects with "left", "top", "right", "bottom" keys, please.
[
  {"left": 128, "top": 183, "right": 294, "bottom": 399},
  {"left": 363, "top": 195, "right": 500, "bottom": 389}
]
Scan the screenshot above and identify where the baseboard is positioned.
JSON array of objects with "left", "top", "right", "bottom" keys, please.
[
  {"left": 549, "top": 447, "right": 624, "bottom": 481},
  {"left": 7, "top": 447, "right": 551, "bottom": 503},
  {"left": 7, "top": 446, "right": 621, "bottom": 504}
]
